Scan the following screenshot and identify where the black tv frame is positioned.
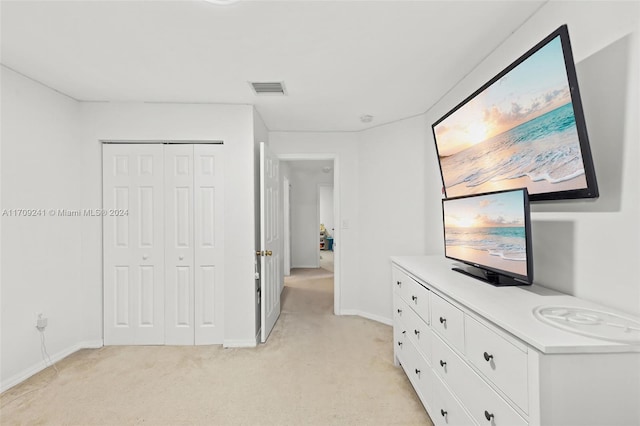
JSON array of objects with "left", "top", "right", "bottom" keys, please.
[
  {"left": 432, "top": 25, "right": 599, "bottom": 202},
  {"left": 442, "top": 188, "right": 534, "bottom": 286}
]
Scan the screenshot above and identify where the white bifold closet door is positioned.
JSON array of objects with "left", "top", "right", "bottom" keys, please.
[
  {"left": 103, "top": 143, "right": 224, "bottom": 346},
  {"left": 164, "top": 144, "right": 225, "bottom": 345},
  {"left": 103, "top": 144, "right": 165, "bottom": 345}
]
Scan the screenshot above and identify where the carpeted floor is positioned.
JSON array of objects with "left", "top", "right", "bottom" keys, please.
[
  {"left": 319, "top": 250, "right": 334, "bottom": 272},
  {"left": 0, "top": 267, "right": 432, "bottom": 425}
]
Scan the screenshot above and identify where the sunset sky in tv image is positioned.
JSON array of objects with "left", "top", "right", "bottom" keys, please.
[
  {"left": 435, "top": 36, "right": 571, "bottom": 157},
  {"left": 444, "top": 191, "right": 525, "bottom": 229}
]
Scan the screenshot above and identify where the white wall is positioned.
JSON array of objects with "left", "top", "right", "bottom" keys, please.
[
  {"left": 286, "top": 164, "right": 333, "bottom": 268},
  {"left": 425, "top": 1, "right": 640, "bottom": 316},
  {"left": 78, "top": 102, "right": 258, "bottom": 347},
  {"left": 356, "top": 115, "right": 432, "bottom": 322},
  {"left": 269, "top": 133, "right": 360, "bottom": 312},
  {"left": 0, "top": 67, "right": 99, "bottom": 391},
  {"left": 319, "top": 184, "right": 334, "bottom": 238}
]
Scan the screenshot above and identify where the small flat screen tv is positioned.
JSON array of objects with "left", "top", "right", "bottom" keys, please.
[
  {"left": 442, "top": 188, "right": 533, "bottom": 286},
  {"left": 432, "top": 25, "right": 598, "bottom": 202}
]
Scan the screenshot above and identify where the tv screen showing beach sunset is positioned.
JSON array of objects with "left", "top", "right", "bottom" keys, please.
[
  {"left": 434, "top": 33, "right": 589, "bottom": 198},
  {"left": 443, "top": 190, "right": 528, "bottom": 277}
]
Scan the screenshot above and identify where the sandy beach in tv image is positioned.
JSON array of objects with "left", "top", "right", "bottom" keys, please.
[
  {"left": 434, "top": 35, "right": 588, "bottom": 198},
  {"left": 444, "top": 191, "right": 528, "bottom": 277}
]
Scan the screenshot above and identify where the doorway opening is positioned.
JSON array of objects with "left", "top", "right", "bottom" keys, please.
[{"left": 279, "top": 157, "right": 338, "bottom": 315}]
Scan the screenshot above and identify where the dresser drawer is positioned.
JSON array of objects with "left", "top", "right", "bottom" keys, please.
[
  {"left": 404, "top": 339, "right": 432, "bottom": 406},
  {"left": 431, "top": 330, "right": 465, "bottom": 396},
  {"left": 431, "top": 373, "right": 475, "bottom": 426},
  {"left": 392, "top": 266, "right": 410, "bottom": 301},
  {"left": 403, "top": 299, "right": 432, "bottom": 363},
  {"left": 404, "top": 275, "right": 430, "bottom": 324},
  {"left": 431, "top": 292, "right": 465, "bottom": 353},
  {"left": 393, "top": 316, "right": 408, "bottom": 362},
  {"left": 460, "top": 367, "right": 528, "bottom": 426},
  {"left": 465, "top": 315, "right": 528, "bottom": 412},
  {"left": 433, "top": 333, "right": 527, "bottom": 426},
  {"left": 394, "top": 296, "right": 409, "bottom": 325}
]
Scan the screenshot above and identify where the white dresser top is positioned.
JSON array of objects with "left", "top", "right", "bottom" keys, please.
[{"left": 391, "top": 255, "right": 640, "bottom": 354}]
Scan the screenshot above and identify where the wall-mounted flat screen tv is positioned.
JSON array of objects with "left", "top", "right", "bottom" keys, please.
[
  {"left": 432, "top": 25, "right": 598, "bottom": 202},
  {"left": 442, "top": 188, "right": 533, "bottom": 286}
]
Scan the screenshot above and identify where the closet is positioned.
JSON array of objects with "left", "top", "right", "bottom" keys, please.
[{"left": 102, "top": 143, "right": 224, "bottom": 345}]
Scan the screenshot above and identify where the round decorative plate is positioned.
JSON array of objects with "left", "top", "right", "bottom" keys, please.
[{"left": 533, "top": 306, "right": 640, "bottom": 344}]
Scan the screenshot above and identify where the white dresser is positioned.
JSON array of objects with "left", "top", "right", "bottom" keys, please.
[{"left": 392, "top": 255, "right": 640, "bottom": 426}]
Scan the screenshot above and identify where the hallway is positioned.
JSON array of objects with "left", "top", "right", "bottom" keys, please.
[{"left": 282, "top": 267, "right": 334, "bottom": 315}]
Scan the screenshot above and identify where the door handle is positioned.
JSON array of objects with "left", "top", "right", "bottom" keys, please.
[
  {"left": 265, "top": 250, "right": 273, "bottom": 256},
  {"left": 256, "top": 251, "right": 264, "bottom": 256}
]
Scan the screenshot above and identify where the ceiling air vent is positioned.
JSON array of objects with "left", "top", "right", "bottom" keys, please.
[{"left": 250, "top": 81, "right": 286, "bottom": 96}]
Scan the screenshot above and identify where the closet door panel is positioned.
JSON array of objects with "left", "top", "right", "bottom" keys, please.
[
  {"left": 165, "top": 145, "right": 195, "bottom": 345},
  {"left": 103, "top": 144, "right": 165, "bottom": 345},
  {"left": 194, "top": 144, "right": 224, "bottom": 344}
]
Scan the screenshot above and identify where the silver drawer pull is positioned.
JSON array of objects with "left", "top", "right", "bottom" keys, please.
[
  {"left": 414, "top": 368, "right": 421, "bottom": 375},
  {"left": 397, "top": 341, "right": 403, "bottom": 347},
  {"left": 411, "top": 295, "right": 418, "bottom": 302},
  {"left": 439, "top": 360, "right": 447, "bottom": 368},
  {"left": 439, "top": 316, "right": 447, "bottom": 324},
  {"left": 397, "top": 309, "right": 402, "bottom": 314},
  {"left": 484, "top": 352, "right": 494, "bottom": 362},
  {"left": 396, "top": 280, "right": 402, "bottom": 287},
  {"left": 440, "top": 409, "right": 447, "bottom": 418},
  {"left": 414, "top": 329, "right": 420, "bottom": 336},
  {"left": 484, "top": 411, "right": 494, "bottom": 421}
]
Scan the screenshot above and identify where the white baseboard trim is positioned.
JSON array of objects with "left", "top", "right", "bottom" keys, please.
[
  {"left": 0, "top": 339, "right": 104, "bottom": 393},
  {"left": 223, "top": 339, "right": 257, "bottom": 348},
  {"left": 339, "top": 309, "right": 393, "bottom": 326}
]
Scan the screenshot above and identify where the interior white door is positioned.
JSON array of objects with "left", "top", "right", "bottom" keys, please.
[
  {"left": 193, "top": 144, "right": 224, "bottom": 344},
  {"left": 164, "top": 144, "right": 195, "bottom": 345},
  {"left": 260, "top": 142, "right": 282, "bottom": 343},
  {"left": 103, "top": 144, "right": 165, "bottom": 345}
]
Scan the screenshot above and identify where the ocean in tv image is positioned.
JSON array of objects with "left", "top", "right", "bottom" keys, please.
[
  {"left": 444, "top": 191, "right": 527, "bottom": 276},
  {"left": 434, "top": 35, "right": 588, "bottom": 197}
]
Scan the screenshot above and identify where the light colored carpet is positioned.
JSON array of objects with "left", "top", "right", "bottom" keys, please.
[
  {"left": 0, "top": 269, "right": 432, "bottom": 425},
  {"left": 319, "top": 251, "right": 334, "bottom": 272}
]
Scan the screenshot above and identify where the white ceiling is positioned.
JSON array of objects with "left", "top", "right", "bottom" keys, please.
[{"left": 0, "top": 0, "right": 545, "bottom": 132}]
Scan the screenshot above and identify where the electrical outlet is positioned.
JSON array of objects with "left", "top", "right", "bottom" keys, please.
[{"left": 36, "top": 313, "right": 48, "bottom": 330}]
